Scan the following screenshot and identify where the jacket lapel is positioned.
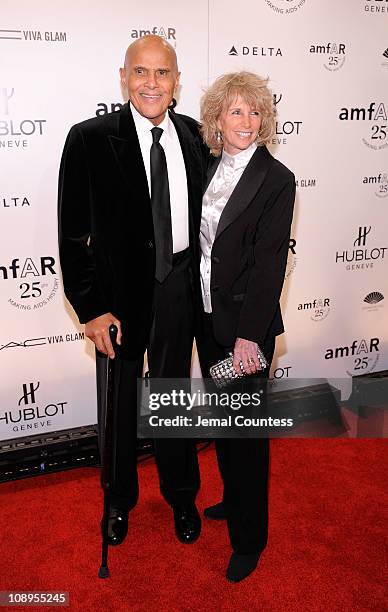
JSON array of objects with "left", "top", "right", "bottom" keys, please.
[
  {"left": 169, "top": 111, "right": 203, "bottom": 248},
  {"left": 215, "top": 146, "right": 274, "bottom": 241},
  {"left": 107, "top": 103, "right": 150, "bottom": 202},
  {"left": 204, "top": 155, "right": 221, "bottom": 192}
]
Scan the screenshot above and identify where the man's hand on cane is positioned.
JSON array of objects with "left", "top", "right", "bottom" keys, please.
[{"left": 85, "top": 313, "right": 122, "bottom": 358}]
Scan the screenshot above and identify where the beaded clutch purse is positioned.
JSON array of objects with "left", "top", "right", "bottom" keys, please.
[{"left": 209, "top": 347, "right": 268, "bottom": 388}]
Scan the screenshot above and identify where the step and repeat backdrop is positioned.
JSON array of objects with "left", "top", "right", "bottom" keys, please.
[{"left": 1, "top": 0, "right": 387, "bottom": 441}]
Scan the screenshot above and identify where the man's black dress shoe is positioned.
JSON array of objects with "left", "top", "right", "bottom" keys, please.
[
  {"left": 173, "top": 504, "right": 201, "bottom": 543},
  {"left": 226, "top": 552, "right": 260, "bottom": 583},
  {"left": 101, "top": 508, "right": 129, "bottom": 546},
  {"left": 203, "top": 501, "right": 227, "bottom": 520}
]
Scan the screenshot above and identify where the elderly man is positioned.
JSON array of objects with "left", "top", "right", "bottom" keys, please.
[{"left": 58, "top": 35, "right": 205, "bottom": 545}]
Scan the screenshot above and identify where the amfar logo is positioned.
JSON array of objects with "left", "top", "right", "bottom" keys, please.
[
  {"left": 309, "top": 42, "right": 346, "bottom": 72},
  {"left": 325, "top": 338, "right": 380, "bottom": 376},
  {"left": 0, "top": 88, "right": 47, "bottom": 149},
  {"left": 0, "top": 29, "right": 67, "bottom": 42},
  {"left": 335, "top": 226, "right": 387, "bottom": 272},
  {"left": 298, "top": 298, "right": 331, "bottom": 322},
  {"left": 285, "top": 238, "right": 297, "bottom": 278},
  {"left": 270, "top": 93, "right": 303, "bottom": 145},
  {"left": 264, "top": 0, "right": 307, "bottom": 15},
  {"left": 0, "top": 256, "right": 59, "bottom": 311},
  {"left": 130, "top": 27, "right": 176, "bottom": 46},
  {"left": 96, "top": 102, "right": 123, "bottom": 117},
  {"left": 362, "top": 172, "right": 388, "bottom": 198},
  {"left": 0, "top": 382, "right": 68, "bottom": 434},
  {"left": 339, "top": 102, "right": 388, "bottom": 150},
  {"left": 228, "top": 45, "right": 282, "bottom": 57},
  {"left": 364, "top": 0, "right": 388, "bottom": 14}
]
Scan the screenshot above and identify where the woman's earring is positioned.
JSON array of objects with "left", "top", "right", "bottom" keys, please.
[{"left": 216, "top": 131, "right": 223, "bottom": 142}]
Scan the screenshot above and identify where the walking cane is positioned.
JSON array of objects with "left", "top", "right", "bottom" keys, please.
[{"left": 98, "top": 324, "right": 119, "bottom": 579}]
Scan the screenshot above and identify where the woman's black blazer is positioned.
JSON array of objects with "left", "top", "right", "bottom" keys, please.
[{"left": 205, "top": 145, "right": 295, "bottom": 347}]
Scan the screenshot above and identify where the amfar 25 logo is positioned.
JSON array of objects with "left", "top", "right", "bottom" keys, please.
[
  {"left": 362, "top": 171, "right": 388, "bottom": 198},
  {"left": 309, "top": 42, "right": 346, "bottom": 72},
  {"left": 325, "top": 338, "right": 380, "bottom": 376},
  {"left": 339, "top": 102, "right": 388, "bottom": 150},
  {"left": 0, "top": 256, "right": 59, "bottom": 311}
]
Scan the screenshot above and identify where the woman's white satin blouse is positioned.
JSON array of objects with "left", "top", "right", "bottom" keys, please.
[{"left": 200, "top": 143, "right": 257, "bottom": 312}]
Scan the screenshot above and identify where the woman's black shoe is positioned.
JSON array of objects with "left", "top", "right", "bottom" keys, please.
[
  {"left": 226, "top": 552, "right": 260, "bottom": 582},
  {"left": 203, "top": 501, "right": 227, "bottom": 520}
]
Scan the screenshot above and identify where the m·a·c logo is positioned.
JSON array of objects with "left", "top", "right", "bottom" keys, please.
[{"left": 18, "top": 382, "right": 40, "bottom": 405}]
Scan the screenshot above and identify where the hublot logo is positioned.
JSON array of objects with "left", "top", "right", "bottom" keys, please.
[
  {"left": 335, "top": 226, "right": 387, "bottom": 271},
  {"left": 0, "top": 382, "right": 68, "bottom": 434},
  {"left": 0, "top": 88, "right": 47, "bottom": 149}
]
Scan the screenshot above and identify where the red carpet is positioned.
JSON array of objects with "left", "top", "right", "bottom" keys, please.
[{"left": 0, "top": 440, "right": 386, "bottom": 611}]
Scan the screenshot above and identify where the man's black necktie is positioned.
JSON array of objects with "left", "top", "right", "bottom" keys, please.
[{"left": 150, "top": 127, "right": 173, "bottom": 283}]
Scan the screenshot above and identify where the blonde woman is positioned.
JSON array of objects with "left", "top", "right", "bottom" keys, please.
[{"left": 197, "top": 72, "right": 295, "bottom": 582}]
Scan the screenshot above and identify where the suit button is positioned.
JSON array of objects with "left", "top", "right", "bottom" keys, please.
[
  {"left": 211, "top": 255, "right": 220, "bottom": 264},
  {"left": 211, "top": 285, "right": 220, "bottom": 292},
  {"left": 147, "top": 240, "right": 154, "bottom": 248}
]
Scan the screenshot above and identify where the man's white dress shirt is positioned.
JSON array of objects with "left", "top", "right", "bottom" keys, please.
[{"left": 131, "top": 102, "right": 189, "bottom": 253}]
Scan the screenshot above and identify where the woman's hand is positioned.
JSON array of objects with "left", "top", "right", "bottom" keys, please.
[{"left": 233, "top": 337, "right": 262, "bottom": 375}]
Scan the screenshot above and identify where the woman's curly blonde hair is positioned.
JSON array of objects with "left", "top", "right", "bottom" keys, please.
[{"left": 200, "top": 71, "right": 276, "bottom": 156}]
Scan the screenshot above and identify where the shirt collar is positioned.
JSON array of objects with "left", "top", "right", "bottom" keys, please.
[
  {"left": 130, "top": 101, "right": 173, "bottom": 139},
  {"left": 221, "top": 142, "right": 257, "bottom": 171}
]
